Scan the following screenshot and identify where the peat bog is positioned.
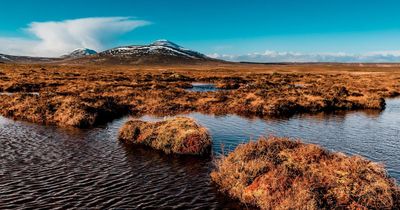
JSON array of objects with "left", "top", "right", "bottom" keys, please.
[
  {"left": 0, "top": 63, "right": 398, "bottom": 128},
  {"left": 1, "top": 63, "right": 400, "bottom": 209}
]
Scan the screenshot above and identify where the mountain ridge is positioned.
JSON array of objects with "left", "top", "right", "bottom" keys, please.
[
  {"left": 89, "top": 40, "right": 213, "bottom": 64},
  {"left": 0, "top": 40, "right": 220, "bottom": 64}
]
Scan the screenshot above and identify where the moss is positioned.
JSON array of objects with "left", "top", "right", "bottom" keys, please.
[
  {"left": 211, "top": 137, "right": 400, "bottom": 209},
  {"left": 119, "top": 117, "right": 212, "bottom": 155}
]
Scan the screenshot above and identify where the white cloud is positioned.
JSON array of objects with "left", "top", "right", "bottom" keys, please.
[
  {"left": 0, "top": 17, "right": 150, "bottom": 57},
  {"left": 208, "top": 50, "right": 400, "bottom": 63}
]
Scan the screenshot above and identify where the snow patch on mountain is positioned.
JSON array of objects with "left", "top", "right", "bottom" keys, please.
[
  {"left": 100, "top": 40, "right": 208, "bottom": 60},
  {"left": 62, "top": 48, "right": 97, "bottom": 58},
  {"left": 152, "top": 39, "right": 184, "bottom": 49},
  {"left": 0, "top": 54, "right": 12, "bottom": 61}
]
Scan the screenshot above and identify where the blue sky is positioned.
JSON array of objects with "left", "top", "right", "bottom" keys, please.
[{"left": 1, "top": 0, "right": 400, "bottom": 61}]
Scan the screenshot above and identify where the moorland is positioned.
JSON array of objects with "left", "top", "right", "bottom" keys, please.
[
  {"left": 1, "top": 61, "right": 400, "bottom": 209},
  {"left": 0, "top": 62, "right": 399, "bottom": 128}
]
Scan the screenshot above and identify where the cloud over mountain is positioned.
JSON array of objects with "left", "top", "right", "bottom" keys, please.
[
  {"left": 0, "top": 17, "right": 150, "bottom": 57},
  {"left": 209, "top": 50, "right": 400, "bottom": 63}
]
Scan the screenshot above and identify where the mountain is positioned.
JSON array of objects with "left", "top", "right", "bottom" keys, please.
[
  {"left": 76, "top": 40, "right": 218, "bottom": 64},
  {"left": 61, "top": 48, "right": 97, "bottom": 59},
  {"left": 0, "top": 54, "right": 12, "bottom": 62},
  {"left": 0, "top": 40, "right": 222, "bottom": 64},
  {"left": 0, "top": 53, "right": 59, "bottom": 63}
]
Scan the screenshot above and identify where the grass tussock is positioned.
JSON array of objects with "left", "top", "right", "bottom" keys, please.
[
  {"left": 119, "top": 117, "right": 212, "bottom": 155},
  {"left": 211, "top": 137, "right": 400, "bottom": 209},
  {"left": 0, "top": 94, "right": 128, "bottom": 128}
]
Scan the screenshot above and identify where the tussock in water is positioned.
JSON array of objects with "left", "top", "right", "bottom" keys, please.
[
  {"left": 119, "top": 117, "right": 212, "bottom": 155},
  {"left": 211, "top": 137, "right": 400, "bottom": 209},
  {"left": 0, "top": 94, "right": 129, "bottom": 128}
]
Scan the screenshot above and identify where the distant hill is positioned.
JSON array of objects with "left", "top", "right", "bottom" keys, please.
[{"left": 0, "top": 53, "right": 60, "bottom": 63}]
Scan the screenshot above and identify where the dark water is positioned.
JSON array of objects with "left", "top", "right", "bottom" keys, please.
[
  {"left": 0, "top": 92, "right": 40, "bottom": 96},
  {"left": 1, "top": 99, "right": 399, "bottom": 209},
  {"left": 186, "top": 83, "right": 219, "bottom": 92}
]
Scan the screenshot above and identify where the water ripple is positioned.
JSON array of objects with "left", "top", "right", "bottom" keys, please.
[{"left": 1, "top": 99, "right": 399, "bottom": 208}]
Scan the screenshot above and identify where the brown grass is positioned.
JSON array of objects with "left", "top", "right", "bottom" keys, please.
[
  {"left": 211, "top": 137, "right": 400, "bottom": 209},
  {"left": 0, "top": 93, "right": 128, "bottom": 128},
  {"left": 0, "top": 63, "right": 399, "bottom": 127},
  {"left": 118, "top": 117, "right": 212, "bottom": 155}
]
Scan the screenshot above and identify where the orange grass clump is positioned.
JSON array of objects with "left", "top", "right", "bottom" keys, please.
[
  {"left": 119, "top": 117, "right": 212, "bottom": 155},
  {"left": 211, "top": 137, "right": 400, "bottom": 209},
  {"left": 0, "top": 94, "right": 128, "bottom": 128}
]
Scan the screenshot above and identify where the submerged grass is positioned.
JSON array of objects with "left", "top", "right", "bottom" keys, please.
[
  {"left": 211, "top": 137, "right": 400, "bottom": 209},
  {"left": 119, "top": 117, "right": 212, "bottom": 155}
]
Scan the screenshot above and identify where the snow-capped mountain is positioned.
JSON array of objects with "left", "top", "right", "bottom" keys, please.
[
  {"left": 0, "top": 40, "right": 222, "bottom": 64},
  {"left": 88, "top": 40, "right": 213, "bottom": 64},
  {"left": 0, "top": 54, "right": 13, "bottom": 62},
  {"left": 61, "top": 48, "right": 97, "bottom": 58}
]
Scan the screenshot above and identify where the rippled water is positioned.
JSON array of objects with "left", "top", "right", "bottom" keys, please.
[{"left": 1, "top": 99, "right": 399, "bottom": 209}]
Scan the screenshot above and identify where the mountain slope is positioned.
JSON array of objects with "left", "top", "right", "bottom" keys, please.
[
  {"left": 0, "top": 54, "right": 12, "bottom": 62},
  {"left": 0, "top": 40, "right": 223, "bottom": 65},
  {"left": 0, "top": 53, "right": 59, "bottom": 63},
  {"left": 61, "top": 48, "right": 97, "bottom": 59},
  {"left": 74, "top": 40, "right": 218, "bottom": 64}
]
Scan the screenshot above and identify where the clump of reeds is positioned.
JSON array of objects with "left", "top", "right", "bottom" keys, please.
[
  {"left": 119, "top": 117, "right": 212, "bottom": 155},
  {"left": 211, "top": 136, "right": 400, "bottom": 209}
]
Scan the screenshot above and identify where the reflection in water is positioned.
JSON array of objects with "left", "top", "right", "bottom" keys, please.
[
  {"left": 0, "top": 92, "right": 40, "bottom": 96},
  {"left": 0, "top": 115, "right": 241, "bottom": 209},
  {"left": 140, "top": 98, "right": 400, "bottom": 181},
  {"left": 0, "top": 98, "right": 399, "bottom": 208},
  {"left": 185, "top": 83, "right": 219, "bottom": 92}
]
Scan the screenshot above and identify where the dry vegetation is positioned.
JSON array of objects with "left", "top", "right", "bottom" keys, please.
[
  {"left": 211, "top": 137, "right": 400, "bottom": 209},
  {"left": 1, "top": 62, "right": 399, "bottom": 208},
  {"left": 119, "top": 117, "right": 212, "bottom": 155},
  {"left": 0, "top": 63, "right": 399, "bottom": 127}
]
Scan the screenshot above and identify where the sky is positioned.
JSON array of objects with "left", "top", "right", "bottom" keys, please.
[{"left": 1, "top": 0, "right": 400, "bottom": 62}]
